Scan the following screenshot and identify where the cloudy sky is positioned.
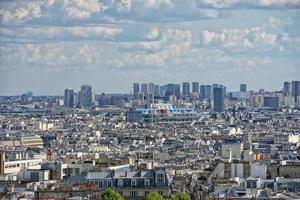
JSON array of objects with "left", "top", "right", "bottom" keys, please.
[{"left": 0, "top": 0, "right": 299, "bottom": 95}]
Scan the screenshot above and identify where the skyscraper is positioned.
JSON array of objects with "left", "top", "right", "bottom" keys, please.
[
  {"left": 200, "top": 85, "right": 212, "bottom": 99},
  {"left": 291, "top": 81, "right": 300, "bottom": 101},
  {"left": 174, "top": 84, "right": 181, "bottom": 99},
  {"left": 133, "top": 83, "right": 140, "bottom": 97},
  {"left": 213, "top": 87, "right": 225, "bottom": 112},
  {"left": 79, "top": 84, "right": 92, "bottom": 107},
  {"left": 192, "top": 82, "right": 199, "bottom": 93},
  {"left": 64, "top": 88, "right": 74, "bottom": 108},
  {"left": 200, "top": 85, "right": 205, "bottom": 100},
  {"left": 141, "top": 83, "right": 148, "bottom": 95},
  {"left": 165, "top": 84, "right": 175, "bottom": 99},
  {"left": 148, "top": 82, "right": 155, "bottom": 94},
  {"left": 240, "top": 84, "right": 247, "bottom": 92},
  {"left": 283, "top": 81, "right": 290, "bottom": 96},
  {"left": 154, "top": 84, "right": 160, "bottom": 97},
  {"left": 182, "top": 82, "right": 190, "bottom": 96},
  {"left": 160, "top": 85, "right": 167, "bottom": 97}
]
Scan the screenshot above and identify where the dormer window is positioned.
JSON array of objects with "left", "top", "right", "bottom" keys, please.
[
  {"left": 131, "top": 179, "right": 137, "bottom": 187},
  {"left": 118, "top": 179, "right": 123, "bottom": 187},
  {"left": 157, "top": 173, "right": 165, "bottom": 185},
  {"left": 145, "top": 179, "right": 150, "bottom": 187}
]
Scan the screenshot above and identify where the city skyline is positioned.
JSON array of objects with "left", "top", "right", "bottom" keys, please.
[
  {"left": 1, "top": 80, "right": 299, "bottom": 96},
  {"left": 0, "top": 0, "right": 299, "bottom": 95}
]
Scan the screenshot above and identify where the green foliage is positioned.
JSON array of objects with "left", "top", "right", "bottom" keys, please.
[
  {"left": 144, "top": 192, "right": 165, "bottom": 200},
  {"left": 101, "top": 189, "right": 124, "bottom": 200},
  {"left": 171, "top": 192, "right": 191, "bottom": 200}
]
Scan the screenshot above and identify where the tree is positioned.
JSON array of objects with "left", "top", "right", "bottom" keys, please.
[
  {"left": 171, "top": 192, "right": 191, "bottom": 200},
  {"left": 101, "top": 189, "right": 124, "bottom": 200},
  {"left": 144, "top": 192, "right": 165, "bottom": 200}
]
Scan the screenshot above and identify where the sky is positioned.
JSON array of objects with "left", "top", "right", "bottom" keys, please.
[{"left": 0, "top": 0, "right": 300, "bottom": 95}]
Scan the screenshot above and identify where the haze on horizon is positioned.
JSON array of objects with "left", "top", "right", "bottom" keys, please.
[{"left": 0, "top": 0, "right": 299, "bottom": 95}]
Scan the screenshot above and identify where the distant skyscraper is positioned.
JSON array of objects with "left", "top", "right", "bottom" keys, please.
[
  {"left": 148, "top": 82, "right": 155, "bottom": 94},
  {"left": 182, "top": 82, "right": 190, "bottom": 96},
  {"left": 165, "top": 84, "right": 175, "bottom": 99},
  {"left": 200, "top": 85, "right": 212, "bottom": 99},
  {"left": 160, "top": 85, "right": 167, "bottom": 97},
  {"left": 174, "top": 84, "right": 181, "bottom": 99},
  {"left": 141, "top": 83, "right": 148, "bottom": 95},
  {"left": 291, "top": 81, "right": 300, "bottom": 101},
  {"left": 133, "top": 83, "right": 140, "bottom": 97},
  {"left": 200, "top": 85, "right": 205, "bottom": 99},
  {"left": 192, "top": 82, "right": 199, "bottom": 93},
  {"left": 213, "top": 87, "right": 225, "bottom": 112},
  {"left": 154, "top": 84, "right": 160, "bottom": 97},
  {"left": 240, "top": 84, "right": 247, "bottom": 92},
  {"left": 64, "top": 88, "right": 74, "bottom": 108},
  {"left": 283, "top": 81, "right": 290, "bottom": 96},
  {"left": 79, "top": 84, "right": 92, "bottom": 107}
]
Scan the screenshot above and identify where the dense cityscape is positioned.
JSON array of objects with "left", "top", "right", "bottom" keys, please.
[
  {"left": 0, "top": 81, "right": 300, "bottom": 199},
  {"left": 1, "top": 0, "right": 300, "bottom": 199}
]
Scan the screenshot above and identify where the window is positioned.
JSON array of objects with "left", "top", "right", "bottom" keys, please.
[
  {"left": 131, "top": 191, "right": 136, "bottom": 198},
  {"left": 247, "top": 182, "right": 251, "bottom": 188},
  {"left": 118, "top": 180, "right": 123, "bottom": 187},
  {"left": 99, "top": 181, "right": 103, "bottom": 188},
  {"left": 107, "top": 180, "right": 112, "bottom": 188},
  {"left": 157, "top": 173, "right": 165, "bottom": 185},
  {"left": 145, "top": 179, "right": 150, "bottom": 187},
  {"left": 158, "top": 191, "right": 163, "bottom": 196},
  {"left": 131, "top": 179, "right": 137, "bottom": 187},
  {"left": 145, "top": 191, "right": 150, "bottom": 196}
]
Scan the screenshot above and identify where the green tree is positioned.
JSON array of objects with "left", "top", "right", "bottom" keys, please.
[
  {"left": 101, "top": 189, "right": 124, "bottom": 200},
  {"left": 171, "top": 192, "right": 191, "bottom": 200},
  {"left": 144, "top": 192, "right": 165, "bottom": 200}
]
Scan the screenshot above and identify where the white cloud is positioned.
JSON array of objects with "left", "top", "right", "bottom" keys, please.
[
  {"left": 0, "top": 1, "right": 42, "bottom": 24},
  {"left": 0, "top": 26, "right": 123, "bottom": 42},
  {"left": 57, "top": 0, "right": 102, "bottom": 20},
  {"left": 197, "top": 0, "right": 300, "bottom": 8},
  {"left": 268, "top": 16, "right": 282, "bottom": 29},
  {"left": 0, "top": 43, "right": 103, "bottom": 67},
  {"left": 200, "top": 27, "right": 278, "bottom": 52}
]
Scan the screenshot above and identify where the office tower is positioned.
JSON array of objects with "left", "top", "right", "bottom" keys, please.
[
  {"left": 200, "top": 85, "right": 205, "bottom": 99},
  {"left": 160, "top": 85, "right": 167, "bottom": 97},
  {"left": 291, "top": 81, "right": 300, "bottom": 101},
  {"left": 133, "top": 83, "right": 140, "bottom": 98},
  {"left": 64, "top": 88, "right": 74, "bottom": 108},
  {"left": 73, "top": 92, "right": 78, "bottom": 106},
  {"left": 182, "top": 82, "right": 190, "bottom": 96},
  {"left": 240, "top": 84, "right": 247, "bottom": 92},
  {"left": 148, "top": 82, "right": 155, "bottom": 94},
  {"left": 154, "top": 85, "right": 160, "bottom": 97},
  {"left": 213, "top": 87, "right": 225, "bottom": 112},
  {"left": 264, "top": 96, "right": 279, "bottom": 109},
  {"left": 192, "top": 82, "right": 199, "bottom": 93},
  {"left": 283, "top": 81, "right": 290, "bottom": 96},
  {"left": 79, "top": 84, "right": 92, "bottom": 107},
  {"left": 141, "top": 83, "right": 148, "bottom": 95},
  {"left": 165, "top": 84, "right": 175, "bottom": 99},
  {"left": 174, "top": 84, "right": 181, "bottom": 99},
  {"left": 200, "top": 85, "right": 212, "bottom": 99}
]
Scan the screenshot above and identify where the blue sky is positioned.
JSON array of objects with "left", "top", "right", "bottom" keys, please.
[{"left": 0, "top": 0, "right": 299, "bottom": 95}]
